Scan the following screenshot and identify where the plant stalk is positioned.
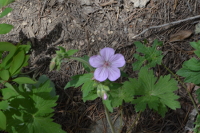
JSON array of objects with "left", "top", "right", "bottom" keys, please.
[
  {"left": 162, "top": 64, "right": 199, "bottom": 115},
  {"left": 104, "top": 104, "right": 116, "bottom": 133},
  {"left": 70, "top": 57, "right": 94, "bottom": 71}
]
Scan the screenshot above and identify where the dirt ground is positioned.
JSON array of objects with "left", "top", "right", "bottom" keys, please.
[{"left": 1, "top": 0, "right": 200, "bottom": 132}]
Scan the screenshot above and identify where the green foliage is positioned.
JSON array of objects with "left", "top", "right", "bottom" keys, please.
[
  {"left": 65, "top": 73, "right": 96, "bottom": 101},
  {"left": 0, "top": 0, "right": 14, "bottom": 34},
  {"left": 194, "top": 114, "right": 200, "bottom": 133},
  {"left": 123, "top": 67, "right": 180, "bottom": 117},
  {"left": 177, "top": 41, "right": 200, "bottom": 84},
  {"left": 0, "top": 111, "right": 6, "bottom": 130},
  {"left": 0, "top": 0, "right": 14, "bottom": 8},
  {"left": 177, "top": 58, "right": 200, "bottom": 84},
  {"left": 0, "top": 42, "right": 32, "bottom": 83},
  {"left": 132, "top": 39, "right": 163, "bottom": 71},
  {"left": 0, "top": 75, "right": 65, "bottom": 133},
  {"left": 0, "top": 23, "right": 13, "bottom": 34},
  {"left": 190, "top": 41, "right": 200, "bottom": 57},
  {"left": 0, "top": 7, "right": 12, "bottom": 18},
  {"left": 49, "top": 46, "right": 78, "bottom": 71}
]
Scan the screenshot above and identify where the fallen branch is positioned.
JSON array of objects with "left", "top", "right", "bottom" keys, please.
[
  {"left": 100, "top": 0, "right": 118, "bottom": 7},
  {"left": 132, "top": 15, "right": 200, "bottom": 39}
]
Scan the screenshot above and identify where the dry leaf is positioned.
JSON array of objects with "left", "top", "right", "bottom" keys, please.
[{"left": 169, "top": 30, "right": 192, "bottom": 42}]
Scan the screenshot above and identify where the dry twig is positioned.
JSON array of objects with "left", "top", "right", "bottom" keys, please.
[
  {"left": 132, "top": 15, "right": 200, "bottom": 39},
  {"left": 100, "top": 0, "right": 118, "bottom": 7}
]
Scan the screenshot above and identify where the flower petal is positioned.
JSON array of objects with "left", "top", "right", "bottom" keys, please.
[
  {"left": 109, "top": 54, "right": 125, "bottom": 67},
  {"left": 89, "top": 55, "right": 104, "bottom": 68},
  {"left": 107, "top": 67, "right": 120, "bottom": 81},
  {"left": 94, "top": 67, "right": 109, "bottom": 82},
  {"left": 100, "top": 47, "right": 115, "bottom": 61}
]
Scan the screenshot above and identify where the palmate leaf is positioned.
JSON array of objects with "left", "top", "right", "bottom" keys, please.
[
  {"left": 3, "top": 76, "right": 65, "bottom": 133},
  {"left": 124, "top": 67, "right": 180, "bottom": 117},
  {"left": 132, "top": 39, "right": 163, "bottom": 71},
  {"left": 177, "top": 58, "right": 200, "bottom": 84},
  {"left": 110, "top": 85, "right": 134, "bottom": 108}
]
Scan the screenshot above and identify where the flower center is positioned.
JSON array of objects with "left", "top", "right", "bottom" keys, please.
[{"left": 103, "top": 61, "right": 110, "bottom": 68}]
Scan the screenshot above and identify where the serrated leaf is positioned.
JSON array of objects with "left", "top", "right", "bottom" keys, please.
[
  {"left": 177, "top": 58, "right": 200, "bottom": 84},
  {"left": 1, "top": 87, "right": 19, "bottom": 99},
  {"left": 81, "top": 79, "right": 95, "bottom": 97},
  {"left": 0, "top": 69, "right": 10, "bottom": 81},
  {"left": 82, "top": 93, "right": 98, "bottom": 102},
  {"left": 65, "top": 73, "right": 93, "bottom": 89},
  {"left": 4, "top": 77, "right": 65, "bottom": 133},
  {"left": 0, "top": 111, "right": 6, "bottom": 130},
  {"left": 32, "top": 81, "right": 58, "bottom": 116},
  {"left": 190, "top": 41, "right": 200, "bottom": 57},
  {"left": 128, "top": 67, "right": 180, "bottom": 116},
  {"left": 0, "top": 7, "right": 12, "bottom": 18},
  {"left": 0, "top": 23, "right": 13, "bottom": 34},
  {"left": 132, "top": 39, "right": 163, "bottom": 71},
  {"left": 110, "top": 86, "right": 134, "bottom": 107},
  {"left": 12, "top": 77, "right": 36, "bottom": 84}
]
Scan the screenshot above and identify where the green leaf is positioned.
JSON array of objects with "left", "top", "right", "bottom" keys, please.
[
  {"left": 12, "top": 77, "right": 36, "bottom": 84},
  {"left": 110, "top": 84, "right": 134, "bottom": 107},
  {"left": 0, "top": 42, "right": 16, "bottom": 68},
  {"left": 196, "top": 88, "right": 200, "bottom": 104},
  {"left": 65, "top": 49, "right": 78, "bottom": 56},
  {"left": 190, "top": 41, "right": 200, "bottom": 57},
  {"left": 4, "top": 77, "right": 65, "bottom": 133},
  {"left": 9, "top": 50, "right": 25, "bottom": 75},
  {"left": 128, "top": 67, "right": 180, "bottom": 117},
  {"left": 0, "top": 101, "right": 9, "bottom": 110},
  {"left": 0, "top": 69, "right": 10, "bottom": 81},
  {"left": 1, "top": 87, "right": 19, "bottom": 99},
  {"left": 0, "top": 111, "right": 6, "bottom": 130},
  {"left": 177, "top": 58, "right": 200, "bottom": 84},
  {"left": 64, "top": 73, "right": 93, "bottom": 89},
  {"left": 194, "top": 114, "right": 200, "bottom": 133},
  {"left": 82, "top": 92, "right": 98, "bottom": 102},
  {"left": 81, "top": 79, "right": 95, "bottom": 98},
  {"left": 0, "top": 7, "right": 12, "bottom": 18},
  {"left": 0, "top": 23, "right": 13, "bottom": 34},
  {"left": 0, "top": 0, "right": 14, "bottom": 8},
  {"left": 132, "top": 39, "right": 163, "bottom": 71}
]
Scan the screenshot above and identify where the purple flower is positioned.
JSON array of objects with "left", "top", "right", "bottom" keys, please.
[{"left": 89, "top": 47, "right": 125, "bottom": 82}]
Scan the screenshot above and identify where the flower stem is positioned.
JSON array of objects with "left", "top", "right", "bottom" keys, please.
[
  {"left": 126, "top": 111, "right": 142, "bottom": 133},
  {"left": 104, "top": 104, "right": 116, "bottom": 133},
  {"left": 70, "top": 57, "right": 94, "bottom": 71},
  {"left": 162, "top": 64, "right": 199, "bottom": 115}
]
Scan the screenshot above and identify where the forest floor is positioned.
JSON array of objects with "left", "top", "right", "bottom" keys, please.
[{"left": 1, "top": 0, "right": 200, "bottom": 132}]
